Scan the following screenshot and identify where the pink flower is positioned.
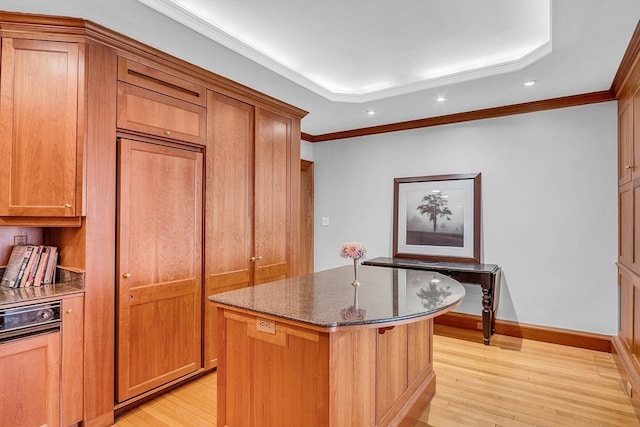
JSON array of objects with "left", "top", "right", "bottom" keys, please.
[{"left": 339, "top": 241, "right": 366, "bottom": 260}]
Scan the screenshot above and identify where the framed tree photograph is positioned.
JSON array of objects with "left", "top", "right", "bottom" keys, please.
[{"left": 393, "top": 173, "right": 481, "bottom": 263}]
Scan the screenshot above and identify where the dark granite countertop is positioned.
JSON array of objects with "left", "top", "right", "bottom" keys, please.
[
  {"left": 208, "top": 264, "right": 465, "bottom": 328},
  {"left": 0, "top": 267, "right": 85, "bottom": 307}
]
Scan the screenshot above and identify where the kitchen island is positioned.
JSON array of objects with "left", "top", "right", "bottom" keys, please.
[{"left": 209, "top": 264, "right": 465, "bottom": 427}]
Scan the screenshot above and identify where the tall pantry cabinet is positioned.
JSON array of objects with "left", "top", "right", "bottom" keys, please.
[
  {"left": 116, "top": 139, "right": 203, "bottom": 402},
  {"left": 203, "top": 90, "right": 301, "bottom": 369},
  {"left": 615, "top": 24, "right": 640, "bottom": 418}
]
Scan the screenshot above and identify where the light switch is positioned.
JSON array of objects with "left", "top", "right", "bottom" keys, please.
[{"left": 321, "top": 217, "right": 330, "bottom": 226}]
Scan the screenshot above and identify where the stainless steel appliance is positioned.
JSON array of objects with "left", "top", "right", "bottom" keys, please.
[{"left": 0, "top": 300, "right": 61, "bottom": 343}]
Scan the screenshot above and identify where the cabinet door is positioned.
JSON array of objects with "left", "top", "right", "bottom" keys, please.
[
  {"left": 620, "top": 268, "right": 634, "bottom": 352},
  {"left": 619, "top": 100, "right": 633, "bottom": 185},
  {"left": 633, "top": 91, "right": 640, "bottom": 181},
  {"left": 117, "top": 82, "right": 206, "bottom": 145},
  {"left": 117, "top": 138, "right": 202, "bottom": 401},
  {"left": 620, "top": 181, "right": 633, "bottom": 267},
  {"left": 204, "top": 91, "right": 253, "bottom": 369},
  {"left": 254, "top": 108, "right": 293, "bottom": 285},
  {"left": 376, "top": 325, "right": 409, "bottom": 421},
  {"left": 0, "top": 38, "right": 83, "bottom": 216},
  {"left": 61, "top": 295, "right": 84, "bottom": 426},
  {"left": 0, "top": 332, "right": 61, "bottom": 427}
]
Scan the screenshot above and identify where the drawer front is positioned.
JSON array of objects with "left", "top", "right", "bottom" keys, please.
[
  {"left": 117, "top": 82, "right": 206, "bottom": 145},
  {"left": 118, "top": 57, "right": 206, "bottom": 106}
]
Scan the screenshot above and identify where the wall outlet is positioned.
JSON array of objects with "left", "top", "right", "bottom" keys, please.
[
  {"left": 256, "top": 318, "right": 276, "bottom": 335},
  {"left": 14, "top": 235, "right": 27, "bottom": 246},
  {"left": 476, "top": 322, "right": 483, "bottom": 330}
]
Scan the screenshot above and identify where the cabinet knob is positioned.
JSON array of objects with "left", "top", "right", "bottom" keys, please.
[
  {"left": 249, "top": 256, "right": 263, "bottom": 262},
  {"left": 66, "top": 308, "right": 73, "bottom": 314},
  {"left": 64, "top": 203, "right": 72, "bottom": 208},
  {"left": 164, "top": 130, "right": 171, "bottom": 136},
  {"left": 122, "top": 273, "right": 131, "bottom": 279},
  {"left": 626, "top": 165, "right": 634, "bottom": 170}
]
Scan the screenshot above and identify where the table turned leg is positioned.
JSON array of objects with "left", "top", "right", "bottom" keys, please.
[{"left": 481, "top": 287, "right": 492, "bottom": 345}]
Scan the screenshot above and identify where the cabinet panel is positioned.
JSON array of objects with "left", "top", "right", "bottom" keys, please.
[
  {"left": 620, "top": 181, "right": 633, "bottom": 266},
  {"left": 634, "top": 284, "right": 640, "bottom": 370},
  {"left": 634, "top": 91, "right": 640, "bottom": 181},
  {"left": 220, "top": 310, "right": 333, "bottom": 427},
  {"left": 620, "top": 269, "right": 634, "bottom": 352},
  {"left": 61, "top": 295, "right": 84, "bottom": 426},
  {"left": 376, "top": 325, "right": 409, "bottom": 420},
  {"left": 205, "top": 92, "right": 253, "bottom": 283},
  {"left": 117, "top": 82, "right": 206, "bottom": 145},
  {"left": 117, "top": 139, "right": 202, "bottom": 401},
  {"left": 204, "top": 92, "right": 253, "bottom": 369},
  {"left": 118, "top": 56, "right": 206, "bottom": 106},
  {"left": 0, "top": 38, "right": 84, "bottom": 217},
  {"left": 407, "top": 318, "right": 432, "bottom": 381},
  {"left": 254, "top": 108, "right": 292, "bottom": 285},
  {"left": 620, "top": 100, "right": 633, "bottom": 185},
  {"left": 0, "top": 332, "right": 61, "bottom": 427},
  {"left": 635, "top": 185, "right": 640, "bottom": 270}
]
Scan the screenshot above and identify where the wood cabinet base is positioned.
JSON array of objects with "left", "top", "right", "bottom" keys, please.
[{"left": 217, "top": 307, "right": 435, "bottom": 427}]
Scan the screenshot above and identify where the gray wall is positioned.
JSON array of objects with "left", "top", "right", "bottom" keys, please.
[{"left": 306, "top": 102, "right": 618, "bottom": 335}]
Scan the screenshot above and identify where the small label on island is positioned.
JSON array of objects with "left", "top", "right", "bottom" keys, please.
[{"left": 256, "top": 318, "right": 276, "bottom": 334}]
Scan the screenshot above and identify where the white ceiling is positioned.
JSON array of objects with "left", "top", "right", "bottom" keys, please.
[
  {"left": 1, "top": 0, "right": 639, "bottom": 136},
  {"left": 136, "top": 0, "right": 552, "bottom": 103}
]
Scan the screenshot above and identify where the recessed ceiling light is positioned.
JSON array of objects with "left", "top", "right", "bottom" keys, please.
[
  {"left": 366, "top": 110, "right": 376, "bottom": 116},
  {"left": 523, "top": 80, "right": 537, "bottom": 87},
  {"left": 436, "top": 95, "right": 446, "bottom": 102}
]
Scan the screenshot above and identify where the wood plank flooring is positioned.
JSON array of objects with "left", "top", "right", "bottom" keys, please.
[{"left": 112, "top": 325, "right": 639, "bottom": 426}]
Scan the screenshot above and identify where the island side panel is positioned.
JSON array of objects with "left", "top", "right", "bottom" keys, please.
[
  {"left": 328, "top": 328, "right": 377, "bottom": 426},
  {"left": 216, "top": 304, "right": 438, "bottom": 427},
  {"left": 377, "top": 324, "right": 410, "bottom": 421},
  {"left": 217, "top": 307, "right": 331, "bottom": 427},
  {"left": 375, "top": 320, "right": 436, "bottom": 427}
]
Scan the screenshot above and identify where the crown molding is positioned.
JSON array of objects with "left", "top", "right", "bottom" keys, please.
[{"left": 302, "top": 90, "right": 614, "bottom": 142}]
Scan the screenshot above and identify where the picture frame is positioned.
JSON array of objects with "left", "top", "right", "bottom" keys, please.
[{"left": 393, "top": 173, "right": 481, "bottom": 263}]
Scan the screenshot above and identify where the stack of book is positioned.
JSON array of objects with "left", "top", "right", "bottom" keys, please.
[{"left": 0, "top": 245, "right": 58, "bottom": 288}]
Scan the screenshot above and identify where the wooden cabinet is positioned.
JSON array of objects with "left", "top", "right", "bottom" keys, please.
[
  {"left": 0, "top": 331, "right": 61, "bottom": 427},
  {"left": 116, "top": 57, "right": 206, "bottom": 145},
  {"left": 615, "top": 38, "right": 640, "bottom": 417},
  {"left": 619, "top": 100, "right": 633, "bottom": 185},
  {"left": 375, "top": 321, "right": 432, "bottom": 426},
  {"left": 0, "top": 295, "right": 85, "bottom": 427},
  {"left": 61, "top": 295, "right": 84, "bottom": 426},
  {"left": 203, "top": 91, "right": 299, "bottom": 369},
  {"left": 116, "top": 139, "right": 202, "bottom": 402},
  {"left": 203, "top": 92, "right": 253, "bottom": 369},
  {"left": 0, "top": 12, "right": 306, "bottom": 425},
  {"left": 254, "top": 108, "right": 295, "bottom": 285},
  {"left": 216, "top": 307, "right": 434, "bottom": 427},
  {"left": 0, "top": 37, "right": 85, "bottom": 218}
]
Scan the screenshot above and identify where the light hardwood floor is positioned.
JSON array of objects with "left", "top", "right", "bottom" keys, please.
[{"left": 113, "top": 325, "right": 639, "bottom": 426}]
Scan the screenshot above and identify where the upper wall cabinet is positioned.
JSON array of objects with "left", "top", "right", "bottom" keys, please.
[
  {"left": 116, "top": 57, "right": 206, "bottom": 146},
  {"left": 0, "top": 37, "right": 85, "bottom": 218},
  {"left": 619, "top": 87, "right": 640, "bottom": 187}
]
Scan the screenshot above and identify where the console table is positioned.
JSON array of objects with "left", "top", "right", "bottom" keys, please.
[{"left": 363, "top": 257, "right": 501, "bottom": 345}]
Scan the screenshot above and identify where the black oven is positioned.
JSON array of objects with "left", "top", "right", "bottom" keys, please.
[{"left": 0, "top": 300, "right": 61, "bottom": 343}]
